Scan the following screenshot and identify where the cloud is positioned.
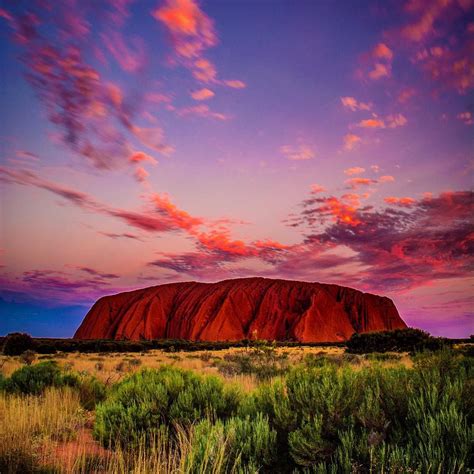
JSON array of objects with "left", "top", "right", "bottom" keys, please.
[
  {"left": 291, "top": 190, "right": 474, "bottom": 291},
  {"left": 223, "top": 80, "right": 246, "bottom": 89},
  {"left": 344, "top": 167, "right": 365, "bottom": 176},
  {"left": 153, "top": 0, "right": 220, "bottom": 83},
  {"left": 191, "top": 88, "right": 215, "bottom": 100},
  {"left": 15, "top": 151, "right": 39, "bottom": 161},
  {"left": 1, "top": 7, "right": 172, "bottom": 171},
  {"left": 368, "top": 63, "right": 391, "bottom": 79},
  {"left": 393, "top": 0, "right": 474, "bottom": 93},
  {"left": 342, "top": 133, "right": 361, "bottom": 151},
  {"left": 372, "top": 42, "right": 393, "bottom": 60},
  {"left": 386, "top": 114, "right": 408, "bottom": 128},
  {"left": 310, "top": 184, "right": 326, "bottom": 194},
  {"left": 101, "top": 31, "right": 146, "bottom": 72},
  {"left": 72, "top": 266, "right": 120, "bottom": 279},
  {"left": 134, "top": 166, "right": 150, "bottom": 183},
  {"left": 356, "top": 114, "right": 407, "bottom": 129},
  {"left": 340, "top": 96, "right": 371, "bottom": 111},
  {"left": 400, "top": 0, "right": 451, "bottom": 43},
  {"left": 345, "top": 177, "right": 377, "bottom": 189},
  {"left": 384, "top": 196, "right": 416, "bottom": 207},
  {"left": 378, "top": 175, "right": 395, "bottom": 183},
  {"left": 177, "top": 104, "right": 229, "bottom": 120},
  {"left": 280, "top": 144, "right": 315, "bottom": 161},
  {"left": 358, "top": 118, "right": 386, "bottom": 128},
  {"left": 153, "top": 0, "right": 217, "bottom": 57},
  {"left": 398, "top": 88, "right": 416, "bottom": 103},
  {"left": 99, "top": 231, "right": 143, "bottom": 241},
  {"left": 457, "top": 111, "right": 473, "bottom": 125},
  {"left": 129, "top": 151, "right": 158, "bottom": 165},
  {"left": 10, "top": 268, "right": 124, "bottom": 304}
]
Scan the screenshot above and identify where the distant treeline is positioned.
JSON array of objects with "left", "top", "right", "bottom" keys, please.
[
  {"left": 0, "top": 335, "right": 345, "bottom": 355},
  {"left": 0, "top": 329, "right": 472, "bottom": 355}
]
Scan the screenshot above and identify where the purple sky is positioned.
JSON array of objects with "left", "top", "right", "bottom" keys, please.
[{"left": 0, "top": 0, "right": 473, "bottom": 338}]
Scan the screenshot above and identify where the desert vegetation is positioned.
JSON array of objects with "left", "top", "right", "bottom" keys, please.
[{"left": 0, "top": 331, "right": 472, "bottom": 473}]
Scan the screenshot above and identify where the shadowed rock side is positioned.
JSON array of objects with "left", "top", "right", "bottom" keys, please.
[{"left": 74, "top": 278, "right": 406, "bottom": 342}]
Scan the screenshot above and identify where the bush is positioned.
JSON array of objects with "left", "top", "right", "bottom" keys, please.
[
  {"left": 240, "top": 354, "right": 473, "bottom": 471},
  {"left": 4, "top": 361, "right": 79, "bottom": 395},
  {"left": 94, "top": 366, "right": 242, "bottom": 447},
  {"left": 346, "top": 328, "right": 445, "bottom": 354},
  {"left": 215, "top": 343, "right": 289, "bottom": 380},
  {"left": 2, "top": 333, "right": 35, "bottom": 356},
  {"left": 188, "top": 414, "right": 277, "bottom": 471},
  {"left": 77, "top": 376, "right": 106, "bottom": 410},
  {"left": 19, "top": 350, "right": 36, "bottom": 365}
]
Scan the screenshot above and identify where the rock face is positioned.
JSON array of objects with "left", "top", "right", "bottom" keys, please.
[{"left": 74, "top": 277, "right": 406, "bottom": 342}]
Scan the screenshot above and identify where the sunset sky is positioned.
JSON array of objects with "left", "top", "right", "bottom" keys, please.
[{"left": 0, "top": 0, "right": 473, "bottom": 338}]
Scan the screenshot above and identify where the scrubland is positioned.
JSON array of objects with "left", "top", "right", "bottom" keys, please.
[{"left": 0, "top": 339, "right": 472, "bottom": 473}]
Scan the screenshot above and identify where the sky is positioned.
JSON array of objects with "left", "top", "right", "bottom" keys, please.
[{"left": 0, "top": 0, "right": 473, "bottom": 338}]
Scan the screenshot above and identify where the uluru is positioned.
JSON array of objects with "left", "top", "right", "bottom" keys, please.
[{"left": 74, "top": 277, "right": 406, "bottom": 342}]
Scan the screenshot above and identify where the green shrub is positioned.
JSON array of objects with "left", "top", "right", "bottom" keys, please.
[
  {"left": 94, "top": 366, "right": 242, "bottom": 447},
  {"left": 346, "top": 328, "right": 445, "bottom": 354},
  {"left": 77, "top": 376, "right": 106, "bottom": 410},
  {"left": 5, "top": 361, "right": 79, "bottom": 395},
  {"left": 240, "top": 355, "right": 472, "bottom": 471},
  {"left": 2, "top": 333, "right": 35, "bottom": 356},
  {"left": 215, "top": 344, "right": 289, "bottom": 380},
  {"left": 188, "top": 414, "right": 277, "bottom": 472}
]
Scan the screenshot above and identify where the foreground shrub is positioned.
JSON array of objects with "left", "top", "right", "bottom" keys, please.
[
  {"left": 77, "top": 375, "right": 106, "bottom": 410},
  {"left": 94, "top": 366, "right": 242, "bottom": 447},
  {"left": 240, "top": 353, "right": 473, "bottom": 471},
  {"left": 4, "top": 361, "right": 79, "bottom": 395},
  {"left": 346, "top": 328, "right": 445, "bottom": 354},
  {"left": 188, "top": 413, "right": 277, "bottom": 472},
  {"left": 2, "top": 333, "right": 35, "bottom": 356}
]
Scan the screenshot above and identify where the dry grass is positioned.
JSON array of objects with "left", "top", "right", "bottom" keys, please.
[
  {"left": 0, "top": 347, "right": 424, "bottom": 473},
  {"left": 0, "top": 386, "right": 233, "bottom": 473},
  {"left": 0, "top": 346, "right": 346, "bottom": 389},
  {"left": 0, "top": 387, "right": 85, "bottom": 472}
]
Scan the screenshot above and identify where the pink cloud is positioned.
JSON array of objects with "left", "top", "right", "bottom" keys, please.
[
  {"left": 384, "top": 196, "right": 416, "bottom": 207},
  {"left": 129, "top": 151, "right": 158, "bottom": 164},
  {"left": 101, "top": 31, "right": 146, "bottom": 72},
  {"left": 358, "top": 117, "right": 386, "bottom": 128},
  {"left": 368, "top": 63, "right": 391, "bottom": 80},
  {"left": 379, "top": 175, "right": 395, "bottom": 183},
  {"left": 340, "top": 96, "right": 371, "bottom": 111},
  {"left": 224, "top": 80, "right": 246, "bottom": 89},
  {"left": 190, "top": 87, "right": 215, "bottom": 100},
  {"left": 398, "top": 87, "right": 416, "bottom": 103},
  {"left": 343, "top": 133, "right": 361, "bottom": 151},
  {"left": 134, "top": 167, "right": 150, "bottom": 183},
  {"left": 344, "top": 167, "right": 365, "bottom": 175},
  {"left": 372, "top": 42, "right": 393, "bottom": 60},
  {"left": 386, "top": 114, "right": 408, "bottom": 128},
  {"left": 457, "top": 111, "right": 473, "bottom": 125},
  {"left": 280, "top": 144, "right": 315, "bottom": 161},
  {"left": 310, "top": 184, "right": 326, "bottom": 194},
  {"left": 1, "top": 9, "right": 172, "bottom": 171},
  {"left": 177, "top": 104, "right": 229, "bottom": 120},
  {"left": 345, "top": 177, "right": 377, "bottom": 189}
]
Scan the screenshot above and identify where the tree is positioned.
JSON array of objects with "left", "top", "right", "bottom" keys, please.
[{"left": 2, "top": 333, "right": 35, "bottom": 356}]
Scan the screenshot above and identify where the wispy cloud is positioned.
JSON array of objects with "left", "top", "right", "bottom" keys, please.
[
  {"left": 280, "top": 144, "right": 315, "bottom": 161},
  {"left": 342, "top": 133, "right": 361, "bottom": 151},
  {"left": 190, "top": 88, "right": 215, "bottom": 100}
]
